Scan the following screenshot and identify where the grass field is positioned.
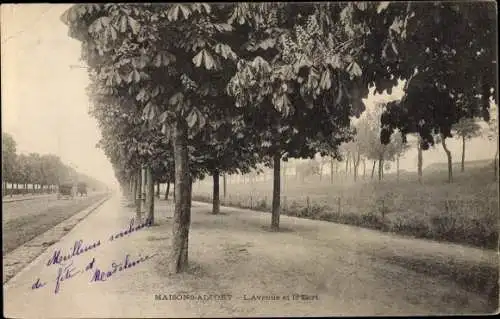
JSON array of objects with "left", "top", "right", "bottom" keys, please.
[{"left": 192, "top": 160, "right": 499, "bottom": 250}]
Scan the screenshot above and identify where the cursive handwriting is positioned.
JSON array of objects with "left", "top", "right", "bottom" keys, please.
[
  {"left": 109, "top": 217, "right": 153, "bottom": 242},
  {"left": 46, "top": 239, "right": 101, "bottom": 267},
  {"left": 54, "top": 260, "right": 81, "bottom": 294},
  {"left": 90, "top": 253, "right": 158, "bottom": 282},
  {"left": 32, "top": 278, "right": 46, "bottom": 290}
]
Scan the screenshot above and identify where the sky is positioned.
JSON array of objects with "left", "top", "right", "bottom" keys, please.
[
  {"left": 1, "top": 4, "right": 498, "bottom": 186},
  {"left": 1, "top": 4, "right": 118, "bottom": 188}
]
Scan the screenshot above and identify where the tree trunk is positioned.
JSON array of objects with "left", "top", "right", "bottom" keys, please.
[
  {"left": 378, "top": 157, "right": 383, "bottom": 181},
  {"left": 345, "top": 154, "right": 349, "bottom": 176},
  {"left": 156, "top": 181, "right": 160, "bottom": 198},
  {"left": 132, "top": 174, "right": 137, "bottom": 203},
  {"left": 397, "top": 155, "right": 400, "bottom": 181},
  {"left": 282, "top": 161, "right": 287, "bottom": 187},
  {"left": 212, "top": 170, "right": 220, "bottom": 215},
  {"left": 146, "top": 166, "right": 155, "bottom": 224},
  {"left": 165, "top": 181, "right": 170, "bottom": 200},
  {"left": 330, "top": 157, "right": 334, "bottom": 184},
  {"left": 173, "top": 179, "right": 176, "bottom": 202},
  {"left": 353, "top": 152, "right": 360, "bottom": 182},
  {"left": 461, "top": 135, "right": 465, "bottom": 172},
  {"left": 441, "top": 134, "right": 453, "bottom": 183},
  {"left": 417, "top": 136, "right": 423, "bottom": 184},
  {"left": 271, "top": 152, "right": 281, "bottom": 231},
  {"left": 136, "top": 168, "right": 143, "bottom": 219},
  {"left": 223, "top": 174, "right": 227, "bottom": 199},
  {"left": 169, "top": 119, "right": 191, "bottom": 273},
  {"left": 371, "top": 160, "right": 376, "bottom": 180},
  {"left": 494, "top": 145, "right": 499, "bottom": 181}
]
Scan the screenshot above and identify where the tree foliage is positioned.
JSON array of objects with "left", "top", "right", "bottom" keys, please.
[{"left": 377, "top": 2, "right": 497, "bottom": 148}]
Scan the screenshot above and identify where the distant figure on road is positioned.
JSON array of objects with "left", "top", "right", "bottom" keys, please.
[{"left": 77, "top": 182, "right": 88, "bottom": 197}]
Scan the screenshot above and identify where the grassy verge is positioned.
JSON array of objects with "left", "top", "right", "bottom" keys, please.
[{"left": 192, "top": 169, "right": 499, "bottom": 250}]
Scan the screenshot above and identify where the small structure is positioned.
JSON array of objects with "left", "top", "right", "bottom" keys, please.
[
  {"left": 77, "top": 182, "right": 88, "bottom": 197},
  {"left": 57, "top": 182, "right": 74, "bottom": 200}
]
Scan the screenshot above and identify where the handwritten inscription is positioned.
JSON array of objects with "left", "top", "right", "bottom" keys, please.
[
  {"left": 46, "top": 240, "right": 101, "bottom": 267},
  {"left": 91, "top": 253, "right": 158, "bottom": 282},
  {"left": 109, "top": 217, "right": 153, "bottom": 242},
  {"left": 32, "top": 216, "right": 155, "bottom": 294},
  {"left": 32, "top": 253, "right": 156, "bottom": 294},
  {"left": 55, "top": 260, "right": 81, "bottom": 294},
  {"left": 32, "top": 278, "right": 46, "bottom": 290},
  {"left": 45, "top": 217, "right": 153, "bottom": 268}
]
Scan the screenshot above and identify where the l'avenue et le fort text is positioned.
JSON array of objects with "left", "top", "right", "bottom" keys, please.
[{"left": 46, "top": 217, "right": 153, "bottom": 267}]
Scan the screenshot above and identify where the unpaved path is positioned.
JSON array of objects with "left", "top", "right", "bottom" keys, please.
[{"left": 3, "top": 196, "right": 498, "bottom": 317}]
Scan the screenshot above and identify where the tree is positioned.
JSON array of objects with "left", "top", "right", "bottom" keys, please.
[
  {"left": 375, "top": 3, "right": 496, "bottom": 160},
  {"left": 27, "top": 153, "right": 43, "bottom": 191},
  {"left": 387, "top": 129, "right": 410, "bottom": 181},
  {"left": 62, "top": 3, "right": 255, "bottom": 272},
  {"left": 2, "top": 132, "right": 17, "bottom": 190},
  {"left": 452, "top": 117, "right": 482, "bottom": 172},
  {"left": 355, "top": 104, "right": 401, "bottom": 181},
  {"left": 227, "top": 3, "right": 373, "bottom": 230}
]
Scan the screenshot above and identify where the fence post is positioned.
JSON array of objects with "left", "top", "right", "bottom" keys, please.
[
  {"left": 306, "top": 196, "right": 310, "bottom": 213},
  {"left": 250, "top": 194, "right": 253, "bottom": 209}
]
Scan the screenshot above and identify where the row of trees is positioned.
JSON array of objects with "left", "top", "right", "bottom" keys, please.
[
  {"left": 324, "top": 101, "right": 497, "bottom": 184},
  {"left": 62, "top": 2, "right": 497, "bottom": 273},
  {"left": 1, "top": 132, "right": 106, "bottom": 196}
]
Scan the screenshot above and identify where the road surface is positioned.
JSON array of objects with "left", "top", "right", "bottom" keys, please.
[{"left": 2, "top": 193, "right": 108, "bottom": 255}]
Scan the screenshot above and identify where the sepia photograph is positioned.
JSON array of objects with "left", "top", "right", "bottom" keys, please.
[{"left": 1, "top": 2, "right": 499, "bottom": 317}]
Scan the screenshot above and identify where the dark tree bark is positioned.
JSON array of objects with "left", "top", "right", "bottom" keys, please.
[
  {"left": 132, "top": 174, "right": 137, "bottom": 203},
  {"left": 461, "top": 135, "right": 466, "bottom": 172},
  {"left": 156, "top": 181, "right": 160, "bottom": 198},
  {"left": 271, "top": 152, "right": 281, "bottom": 231},
  {"left": 353, "top": 152, "right": 360, "bottom": 182},
  {"left": 494, "top": 145, "right": 499, "bottom": 181},
  {"left": 146, "top": 166, "right": 155, "bottom": 224},
  {"left": 135, "top": 168, "right": 142, "bottom": 219},
  {"left": 212, "top": 170, "right": 220, "bottom": 214},
  {"left": 345, "top": 153, "right": 349, "bottom": 176},
  {"left": 173, "top": 179, "right": 176, "bottom": 202},
  {"left": 378, "top": 156, "right": 383, "bottom": 181},
  {"left": 371, "top": 160, "right": 376, "bottom": 180},
  {"left": 165, "top": 181, "right": 170, "bottom": 200},
  {"left": 417, "top": 136, "right": 423, "bottom": 184},
  {"left": 169, "top": 119, "right": 191, "bottom": 273},
  {"left": 441, "top": 134, "right": 453, "bottom": 183}
]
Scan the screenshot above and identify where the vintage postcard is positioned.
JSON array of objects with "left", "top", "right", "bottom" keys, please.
[{"left": 2, "top": 2, "right": 499, "bottom": 317}]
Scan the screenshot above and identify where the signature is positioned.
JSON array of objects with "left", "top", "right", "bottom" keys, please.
[
  {"left": 45, "top": 217, "right": 153, "bottom": 268},
  {"left": 90, "top": 253, "right": 158, "bottom": 282}
]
